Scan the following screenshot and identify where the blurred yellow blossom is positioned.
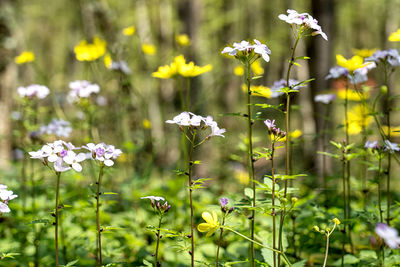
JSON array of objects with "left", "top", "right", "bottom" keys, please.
[
  {"left": 290, "top": 129, "right": 302, "bottom": 139},
  {"left": 142, "top": 44, "right": 156, "bottom": 55},
  {"left": 234, "top": 65, "right": 244, "bottom": 76},
  {"left": 336, "top": 54, "right": 367, "bottom": 72},
  {"left": 389, "top": 29, "right": 400, "bottom": 42},
  {"left": 197, "top": 211, "right": 219, "bottom": 237},
  {"left": 234, "top": 169, "right": 249, "bottom": 185},
  {"left": 142, "top": 119, "right": 152, "bottom": 129},
  {"left": 14, "top": 51, "right": 35, "bottom": 64},
  {"left": 353, "top": 48, "right": 377, "bottom": 58},
  {"left": 347, "top": 104, "right": 372, "bottom": 135},
  {"left": 152, "top": 55, "right": 212, "bottom": 79},
  {"left": 333, "top": 218, "right": 341, "bottom": 225},
  {"left": 122, "top": 25, "right": 136, "bottom": 36},
  {"left": 175, "top": 34, "right": 190, "bottom": 46},
  {"left": 74, "top": 36, "right": 107, "bottom": 61},
  {"left": 337, "top": 88, "right": 369, "bottom": 101},
  {"left": 104, "top": 54, "right": 112, "bottom": 68},
  {"left": 382, "top": 125, "right": 400, "bottom": 137},
  {"left": 251, "top": 85, "right": 271, "bottom": 98},
  {"left": 251, "top": 60, "right": 264, "bottom": 76}
]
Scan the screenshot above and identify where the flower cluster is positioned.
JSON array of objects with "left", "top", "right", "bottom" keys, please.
[
  {"left": 83, "top": 143, "right": 122, "bottom": 166},
  {"left": 74, "top": 36, "right": 107, "bottom": 62},
  {"left": 366, "top": 49, "right": 400, "bottom": 67},
  {"left": 221, "top": 39, "right": 271, "bottom": 62},
  {"left": 278, "top": 9, "right": 328, "bottom": 40},
  {"left": 269, "top": 79, "right": 302, "bottom": 98},
  {"left": 39, "top": 119, "right": 72, "bottom": 138},
  {"left": 68, "top": 80, "right": 100, "bottom": 102},
  {"left": 314, "top": 94, "right": 336, "bottom": 104},
  {"left": 375, "top": 223, "right": 400, "bottom": 249},
  {"left": 141, "top": 196, "right": 171, "bottom": 214},
  {"left": 364, "top": 140, "right": 400, "bottom": 153},
  {"left": 166, "top": 112, "right": 226, "bottom": 138},
  {"left": 152, "top": 55, "right": 212, "bottom": 79},
  {"left": 0, "top": 184, "right": 18, "bottom": 213},
  {"left": 29, "top": 140, "right": 85, "bottom": 172},
  {"left": 220, "top": 197, "right": 234, "bottom": 213},
  {"left": 17, "top": 84, "right": 50, "bottom": 99},
  {"left": 264, "top": 119, "right": 286, "bottom": 139}
]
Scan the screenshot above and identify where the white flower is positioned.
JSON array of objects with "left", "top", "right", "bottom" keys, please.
[
  {"left": 0, "top": 202, "right": 10, "bottom": 213},
  {"left": 0, "top": 185, "right": 18, "bottom": 213},
  {"left": 264, "top": 119, "right": 276, "bottom": 129},
  {"left": 253, "top": 39, "right": 271, "bottom": 62},
  {"left": 166, "top": 112, "right": 191, "bottom": 126},
  {"left": 278, "top": 9, "right": 328, "bottom": 41},
  {"left": 17, "top": 84, "right": 50, "bottom": 99},
  {"left": 39, "top": 119, "right": 72, "bottom": 138},
  {"left": 0, "top": 190, "right": 17, "bottom": 201},
  {"left": 222, "top": 39, "right": 271, "bottom": 62},
  {"left": 384, "top": 140, "right": 400, "bottom": 153},
  {"left": 83, "top": 143, "right": 121, "bottom": 167},
  {"left": 63, "top": 150, "right": 86, "bottom": 172},
  {"left": 68, "top": 80, "right": 100, "bottom": 102},
  {"left": 141, "top": 196, "right": 165, "bottom": 202},
  {"left": 209, "top": 125, "right": 226, "bottom": 138},
  {"left": 314, "top": 94, "right": 336, "bottom": 104},
  {"left": 375, "top": 223, "right": 400, "bottom": 249},
  {"left": 54, "top": 157, "right": 71, "bottom": 172}
]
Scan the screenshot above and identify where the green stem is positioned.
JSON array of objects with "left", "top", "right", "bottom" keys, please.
[
  {"left": 378, "top": 155, "right": 383, "bottom": 223},
  {"left": 245, "top": 60, "right": 256, "bottom": 267},
  {"left": 188, "top": 130, "right": 197, "bottom": 267},
  {"left": 155, "top": 215, "right": 163, "bottom": 267},
  {"left": 216, "top": 216, "right": 226, "bottom": 267},
  {"left": 384, "top": 63, "right": 392, "bottom": 225},
  {"left": 341, "top": 148, "right": 346, "bottom": 267},
  {"left": 96, "top": 166, "right": 104, "bottom": 267},
  {"left": 270, "top": 140, "right": 277, "bottom": 267},
  {"left": 55, "top": 172, "right": 61, "bottom": 267},
  {"left": 322, "top": 234, "right": 330, "bottom": 267}
]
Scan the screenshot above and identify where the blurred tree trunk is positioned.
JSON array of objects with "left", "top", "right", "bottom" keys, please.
[
  {"left": 0, "top": 1, "right": 14, "bottom": 168},
  {"left": 308, "top": 0, "right": 335, "bottom": 186}
]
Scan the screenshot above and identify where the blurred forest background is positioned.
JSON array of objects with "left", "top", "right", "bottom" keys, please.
[{"left": 1, "top": 0, "right": 400, "bottom": 265}]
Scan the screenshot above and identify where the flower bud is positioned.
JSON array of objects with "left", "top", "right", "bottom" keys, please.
[
  {"left": 380, "top": 85, "right": 388, "bottom": 94},
  {"left": 313, "top": 225, "right": 320, "bottom": 232},
  {"left": 333, "top": 218, "right": 341, "bottom": 225}
]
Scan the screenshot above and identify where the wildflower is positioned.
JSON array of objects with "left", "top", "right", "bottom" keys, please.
[
  {"left": 365, "top": 140, "right": 379, "bottom": 149},
  {"left": 264, "top": 119, "right": 276, "bottom": 130},
  {"left": 141, "top": 196, "right": 165, "bottom": 202},
  {"left": 278, "top": 9, "right": 328, "bottom": 40},
  {"left": 142, "top": 119, "right": 152, "bottom": 129},
  {"left": 234, "top": 169, "right": 249, "bottom": 185},
  {"left": 336, "top": 54, "right": 368, "bottom": 72},
  {"left": 313, "top": 226, "right": 320, "bottom": 232},
  {"left": 384, "top": 140, "right": 400, "bottom": 153},
  {"left": 388, "top": 29, "right": 400, "bottom": 42},
  {"left": 353, "top": 48, "right": 377, "bottom": 58},
  {"left": 176, "top": 34, "right": 190, "bottom": 46},
  {"left": 366, "top": 49, "right": 400, "bottom": 67},
  {"left": 96, "top": 96, "right": 108, "bottom": 106},
  {"left": 208, "top": 124, "right": 226, "bottom": 138},
  {"left": 14, "top": 51, "right": 35, "bottom": 64},
  {"left": 325, "top": 66, "right": 348, "bottom": 80},
  {"left": 350, "top": 61, "right": 376, "bottom": 84},
  {"left": 63, "top": 151, "right": 86, "bottom": 172},
  {"left": 269, "top": 79, "right": 302, "bottom": 98},
  {"left": 332, "top": 218, "right": 341, "bottom": 225},
  {"left": 152, "top": 55, "right": 212, "bottom": 79},
  {"left": 110, "top": 60, "right": 131, "bottom": 75},
  {"left": 314, "top": 94, "right": 336, "bottom": 104},
  {"left": 104, "top": 54, "right": 112, "bottom": 68},
  {"left": 382, "top": 125, "right": 400, "bottom": 137},
  {"left": 251, "top": 60, "right": 264, "bottom": 75},
  {"left": 375, "top": 223, "right": 400, "bottom": 248},
  {"left": 68, "top": 80, "right": 100, "bottom": 102},
  {"left": 39, "top": 119, "right": 72, "bottom": 138},
  {"left": 250, "top": 85, "right": 271, "bottom": 99},
  {"left": 197, "top": 211, "right": 219, "bottom": 237},
  {"left": 347, "top": 104, "right": 373, "bottom": 135},
  {"left": 220, "top": 198, "right": 229, "bottom": 208},
  {"left": 74, "top": 36, "right": 107, "bottom": 61},
  {"left": 0, "top": 185, "right": 18, "bottom": 213},
  {"left": 234, "top": 65, "right": 244, "bottom": 76},
  {"left": 221, "top": 39, "right": 271, "bottom": 62},
  {"left": 336, "top": 89, "right": 368, "bottom": 101},
  {"left": 122, "top": 25, "right": 136, "bottom": 36},
  {"left": 142, "top": 44, "right": 156, "bottom": 55},
  {"left": 290, "top": 129, "right": 302, "bottom": 139},
  {"left": 83, "top": 143, "right": 122, "bottom": 166},
  {"left": 17, "top": 84, "right": 50, "bottom": 99}
]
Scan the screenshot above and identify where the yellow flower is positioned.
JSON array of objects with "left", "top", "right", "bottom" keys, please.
[
  {"left": 353, "top": 48, "right": 377, "bottom": 58},
  {"left": 123, "top": 25, "right": 136, "bottom": 36},
  {"left": 175, "top": 34, "right": 190, "bottom": 46},
  {"left": 336, "top": 54, "right": 367, "bottom": 72},
  {"left": 251, "top": 60, "right": 264, "bottom": 76},
  {"left": 251, "top": 85, "right": 271, "bottom": 98},
  {"left": 333, "top": 218, "right": 341, "bottom": 225},
  {"left": 104, "top": 54, "right": 112, "bottom": 68},
  {"left": 14, "top": 51, "right": 35, "bottom": 64},
  {"left": 152, "top": 55, "right": 212, "bottom": 79},
  {"left": 337, "top": 89, "right": 368, "bottom": 101},
  {"left": 197, "top": 211, "right": 219, "bottom": 237},
  {"left": 142, "top": 44, "right": 156, "bottom": 55},
  {"left": 142, "top": 119, "right": 152, "bottom": 129},
  {"left": 382, "top": 125, "right": 400, "bottom": 137},
  {"left": 74, "top": 36, "right": 107, "bottom": 61},
  {"left": 347, "top": 104, "right": 372, "bottom": 135},
  {"left": 234, "top": 169, "right": 249, "bottom": 185},
  {"left": 389, "top": 29, "right": 400, "bottom": 42},
  {"left": 290, "top": 129, "right": 302, "bottom": 139},
  {"left": 234, "top": 65, "right": 244, "bottom": 76}
]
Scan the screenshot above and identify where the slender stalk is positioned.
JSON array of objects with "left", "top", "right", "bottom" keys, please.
[
  {"left": 54, "top": 172, "right": 61, "bottom": 267},
  {"left": 245, "top": 60, "right": 256, "bottom": 267},
  {"left": 154, "top": 215, "right": 163, "bottom": 267},
  {"left": 341, "top": 148, "right": 346, "bottom": 267},
  {"left": 278, "top": 32, "right": 300, "bottom": 267},
  {"left": 188, "top": 130, "right": 197, "bottom": 267},
  {"left": 384, "top": 63, "right": 392, "bottom": 225},
  {"left": 378, "top": 155, "right": 383, "bottom": 223},
  {"left": 270, "top": 139, "right": 277, "bottom": 267},
  {"left": 96, "top": 166, "right": 104, "bottom": 267},
  {"left": 322, "top": 234, "right": 330, "bottom": 267},
  {"left": 216, "top": 216, "right": 226, "bottom": 267}
]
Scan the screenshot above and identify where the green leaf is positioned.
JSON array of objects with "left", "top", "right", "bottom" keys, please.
[
  {"left": 103, "top": 192, "right": 118, "bottom": 195},
  {"left": 317, "top": 151, "right": 340, "bottom": 159},
  {"left": 191, "top": 178, "right": 213, "bottom": 190},
  {"left": 295, "top": 56, "right": 310, "bottom": 60},
  {"left": 293, "top": 78, "right": 315, "bottom": 88},
  {"left": 359, "top": 250, "right": 377, "bottom": 260},
  {"left": 60, "top": 259, "right": 79, "bottom": 267},
  {"left": 142, "top": 259, "right": 153, "bottom": 267},
  {"left": 173, "top": 169, "right": 186, "bottom": 176},
  {"left": 244, "top": 188, "right": 254, "bottom": 199},
  {"left": 292, "top": 260, "right": 307, "bottom": 267},
  {"left": 254, "top": 103, "right": 284, "bottom": 112},
  {"left": 0, "top": 252, "right": 20, "bottom": 260},
  {"left": 252, "top": 75, "right": 263, "bottom": 80},
  {"left": 274, "top": 174, "right": 307, "bottom": 180},
  {"left": 191, "top": 160, "right": 201, "bottom": 165},
  {"left": 293, "top": 62, "right": 302, "bottom": 67}
]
